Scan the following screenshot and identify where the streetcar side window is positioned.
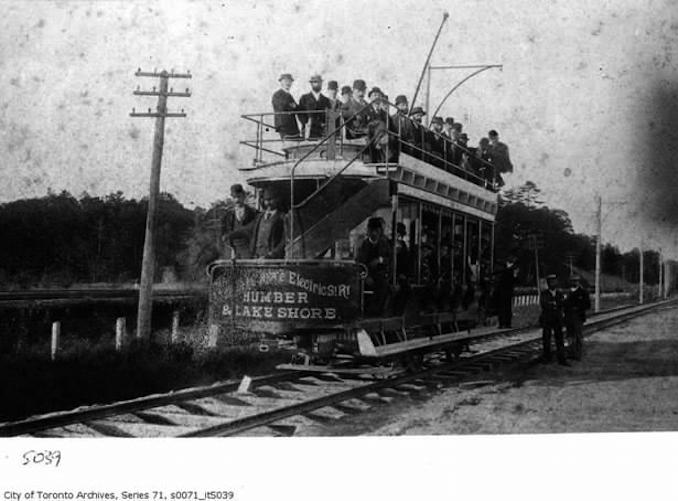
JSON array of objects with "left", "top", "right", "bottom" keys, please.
[
  {"left": 466, "top": 217, "right": 480, "bottom": 284},
  {"left": 396, "top": 198, "right": 419, "bottom": 283},
  {"left": 420, "top": 205, "right": 441, "bottom": 286}
]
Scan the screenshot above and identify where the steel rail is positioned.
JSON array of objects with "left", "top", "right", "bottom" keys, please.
[
  {"left": 181, "top": 299, "right": 676, "bottom": 437},
  {"left": 0, "top": 371, "right": 303, "bottom": 437},
  {"left": 2, "top": 300, "right": 672, "bottom": 437}
]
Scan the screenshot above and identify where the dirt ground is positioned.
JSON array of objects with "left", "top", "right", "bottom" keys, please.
[{"left": 305, "top": 304, "right": 678, "bottom": 436}]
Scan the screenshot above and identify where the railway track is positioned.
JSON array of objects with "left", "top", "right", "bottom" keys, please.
[
  {"left": 0, "top": 288, "right": 205, "bottom": 304},
  {"left": 0, "top": 299, "right": 673, "bottom": 438}
]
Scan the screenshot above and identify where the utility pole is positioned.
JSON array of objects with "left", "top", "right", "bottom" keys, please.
[
  {"left": 594, "top": 194, "right": 602, "bottom": 312},
  {"left": 658, "top": 248, "right": 664, "bottom": 300},
  {"left": 131, "top": 68, "right": 191, "bottom": 339},
  {"left": 639, "top": 238, "right": 644, "bottom": 304}
]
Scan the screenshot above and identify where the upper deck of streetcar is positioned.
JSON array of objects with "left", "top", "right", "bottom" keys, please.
[{"left": 236, "top": 84, "right": 506, "bottom": 219}]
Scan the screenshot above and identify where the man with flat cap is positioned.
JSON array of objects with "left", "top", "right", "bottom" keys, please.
[
  {"left": 298, "top": 74, "right": 331, "bottom": 140},
  {"left": 342, "top": 79, "right": 369, "bottom": 139},
  {"left": 357, "top": 217, "right": 392, "bottom": 316},
  {"left": 221, "top": 184, "right": 259, "bottom": 258},
  {"left": 272, "top": 73, "right": 301, "bottom": 140},
  {"left": 539, "top": 274, "right": 568, "bottom": 366},
  {"left": 564, "top": 274, "right": 590, "bottom": 360},
  {"left": 229, "top": 187, "right": 287, "bottom": 259}
]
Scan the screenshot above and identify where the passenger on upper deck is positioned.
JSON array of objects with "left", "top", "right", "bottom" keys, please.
[
  {"left": 409, "top": 106, "right": 427, "bottom": 159},
  {"left": 342, "top": 79, "right": 369, "bottom": 139},
  {"left": 339, "top": 85, "right": 352, "bottom": 105},
  {"left": 271, "top": 73, "right": 301, "bottom": 140},
  {"left": 366, "top": 87, "right": 387, "bottom": 124},
  {"left": 326, "top": 80, "right": 342, "bottom": 131},
  {"left": 443, "top": 117, "right": 455, "bottom": 139},
  {"left": 488, "top": 130, "right": 513, "bottom": 174},
  {"left": 428, "top": 116, "right": 446, "bottom": 167},
  {"left": 326, "top": 80, "right": 341, "bottom": 111},
  {"left": 298, "top": 74, "right": 331, "bottom": 140},
  {"left": 389, "top": 95, "right": 414, "bottom": 140}
]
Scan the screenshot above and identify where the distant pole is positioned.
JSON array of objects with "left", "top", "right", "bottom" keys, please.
[
  {"left": 409, "top": 11, "right": 449, "bottom": 115},
  {"left": 533, "top": 235, "right": 541, "bottom": 291},
  {"left": 50, "top": 321, "right": 61, "bottom": 361},
  {"left": 658, "top": 249, "right": 663, "bottom": 300},
  {"left": 639, "top": 238, "right": 644, "bottom": 304},
  {"left": 131, "top": 68, "right": 191, "bottom": 339},
  {"left": 594, "top": 194, "right": 602, "bottom": 312},
  {"left": 115, "top": 317, "right": 126, "bottom": 351},
  {"left": 171, "top": 310, "right": 180, "bottom": 344}
]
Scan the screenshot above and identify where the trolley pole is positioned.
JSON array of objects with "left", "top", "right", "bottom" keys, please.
[
  {"left": 594, "top": 194, "right": 602, "bottom": 312},
  {"left": 131, "top": 68, "right": 191, "bottom": 339},
  {"left": 639, "top": 238, "right": 644, "bottom": 304}
]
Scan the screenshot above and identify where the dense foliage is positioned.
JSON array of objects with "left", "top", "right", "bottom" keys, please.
[
  {"left": 494, "top": 181, "right": 660, "bottom": 286},
  {"left": 0, "top": 184, "right": 660, "bottom": 288},
  {"left": 0, "top": 191, "right": 195, "bottom": 286}
]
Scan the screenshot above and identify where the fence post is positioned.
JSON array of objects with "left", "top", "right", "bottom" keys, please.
[
  {"left": 115, "top": 317, "right": 126, "bottom": 351},
  {"left": 51, "top": 321, "right": 61, "bottom": 361},
  {"left": 171, "top": 310, "right": 180, "bottom": 344}
]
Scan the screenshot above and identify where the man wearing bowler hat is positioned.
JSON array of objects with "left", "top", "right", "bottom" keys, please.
[
  {"left": 409, "top": 106, "right": 427, "bottom": 160},
  {"left": 389, "top": 95, "right": 414, "bottom": 158},
  {"left": 342, "top": 79, "right": 369, "bottom": 139},
  {"left": 221, "top": 183, "right": 259, "bottom": 258},
  {"left": 229, "top": 187, "right": 287, "bottom": 259},
  {"left": 298, "top": 74, "right": 332, "bottom": 140},
  {"left": 428, "top": 116, "right": 446, "bottom": 167},
  {"left": 325, "top": 80, "right": 342, "bottom": 131},
  {"left": 564, "top": 274, "right": 590, "bottom": 360},
  {"left": 272, "top": 73, "right": 301, "bottom": 140},
  {"left": 539, "top": 274, "right": 568, "bottom": 365}
]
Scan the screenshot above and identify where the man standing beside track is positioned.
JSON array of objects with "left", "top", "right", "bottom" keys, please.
[
  {"left": 564, "top": 274, "right": 591, "bottom": 360},
  {"left": 539, "top": 274, "right": 569, "bottom": 366}
]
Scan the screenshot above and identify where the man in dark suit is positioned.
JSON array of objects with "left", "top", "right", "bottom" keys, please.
[
  {"left": 564, "top": 274, "right": 591, "bottom": 360},
  {"left": 488, "top": 129, "right": 513, "bottom": 174},
  {"left": 272, "top": 73, "right": 300, "bottom": 140},
  {"left": 357, "top": 217, "right": 392, "bottom": 317},
  {"left": 539, "top": 274, "right": 568, "bottom": 365},
  {"left": 366, "top": 87, "right": 387, "bottom": 123},
  {"left": 409, "top": 106, "right": 427, "bottom": 160},
  {"left": 298, "top": 74, "right": 332, "bottom": 140},
  {"left": 326, "top": 80, "right": 342, "bottom": 131},
  {"left": 221, "top": 184, "right": 259, "bottom": 258},
  {"left": 494, "top": 257, "right": 517, "bottom": 328},
  {"left": 342, "top": 79, "right": 369, "bottom": 139},
  {"left": 229, "top": 188, "right": 287, "bottom": 259},
  {"left": 428, "top": 116, "right": 446, "bottom": 167}
]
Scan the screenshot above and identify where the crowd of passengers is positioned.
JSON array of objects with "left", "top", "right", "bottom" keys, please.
[
  {"left": 271, "top": 73, "right": 513, "bottom": 187},
  {"left": 222, "top": 185, "right": 491, "bottom": 320},
  {"left": 359, "top": 216, "right": 491, "bottom": 319}
]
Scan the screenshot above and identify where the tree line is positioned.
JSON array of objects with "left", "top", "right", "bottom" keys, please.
[{"left": 0, "top": 184, "right": 660, "bottom": 288}]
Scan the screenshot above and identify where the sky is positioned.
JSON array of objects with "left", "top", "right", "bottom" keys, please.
[{"left": 0, "top": 0, "right": 677, "bottom": 256}]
